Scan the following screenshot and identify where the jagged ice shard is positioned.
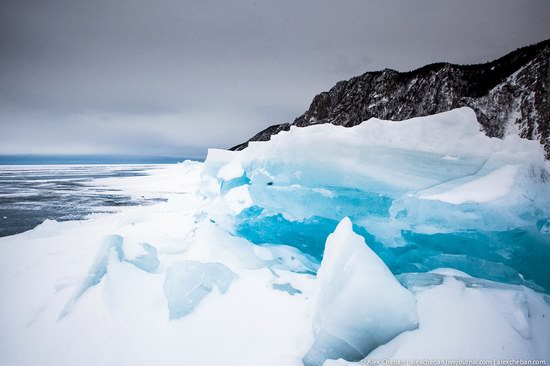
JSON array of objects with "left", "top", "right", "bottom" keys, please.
[
  {"left": 303, "top": 218, "right": 418, "bottom": 366},
  {"left": 164, "top": 261, "right": 238, "bottom": 320}
]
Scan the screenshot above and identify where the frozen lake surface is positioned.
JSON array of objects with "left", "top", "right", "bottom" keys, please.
[{"left": 0, "top": 165, "right": 170, "bottom": 237}]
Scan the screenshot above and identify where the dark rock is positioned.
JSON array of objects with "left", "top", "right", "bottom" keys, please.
[{"left": 232, "top": 39, "right": 550, "bottom": 158}]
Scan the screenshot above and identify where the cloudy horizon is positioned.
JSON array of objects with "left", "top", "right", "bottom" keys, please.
[{"left": 1, "top": 0, "right": 549, "bottom": 158}]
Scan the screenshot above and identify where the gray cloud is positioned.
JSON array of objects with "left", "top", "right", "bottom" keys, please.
[{"left": 1, "top": 0, "right": 549, "bottom": 157}]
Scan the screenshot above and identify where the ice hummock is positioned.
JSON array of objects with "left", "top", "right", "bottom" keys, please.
[
  {"left": 304, "top": 218, "right": 418, "bottom": 366},
  {"left": 209, "top": 107, "right": 550, "bottom": 292}
]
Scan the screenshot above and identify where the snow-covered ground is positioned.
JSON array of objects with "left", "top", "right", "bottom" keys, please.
[{"left": 1, "top": 108, "right": 549, "bottom": 366}]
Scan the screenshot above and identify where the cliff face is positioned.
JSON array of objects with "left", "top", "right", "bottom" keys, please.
[{"left": 232, "top": 39, "right": 550, "bottom": 157}]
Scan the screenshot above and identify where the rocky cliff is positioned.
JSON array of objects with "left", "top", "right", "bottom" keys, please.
[{"left": 232, "top": 39, "right": 550, "bottom": 158}]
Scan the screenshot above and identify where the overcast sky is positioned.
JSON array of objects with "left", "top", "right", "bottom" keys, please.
[{"left": 1, "top": 0, "right": 549, "bottom": 158}]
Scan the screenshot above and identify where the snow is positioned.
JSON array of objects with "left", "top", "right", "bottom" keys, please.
[
  {"left": 421, "top": 164, "right": 521, "bottom": 204},
  {"left": 304, "top": 218, "right": 418, "bottom": 366},
  {"left": 1, "top": 108, "right": 549, "bottom": 365},
  {"left": 88, "top": 161, "right": 203, "bottom": 199}
]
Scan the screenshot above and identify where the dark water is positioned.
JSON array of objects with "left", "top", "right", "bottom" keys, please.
[{"left": 0, "top": 165, "right": 169, "bottom": 237}]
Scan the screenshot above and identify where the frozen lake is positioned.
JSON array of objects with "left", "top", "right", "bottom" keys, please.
[{"left": 0, "top": 165, "right": 171, "bottom": 237}]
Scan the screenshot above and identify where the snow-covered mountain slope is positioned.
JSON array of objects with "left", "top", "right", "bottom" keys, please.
[{"left": 233, "top": 39, "right": 550, "bottom": 158}]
